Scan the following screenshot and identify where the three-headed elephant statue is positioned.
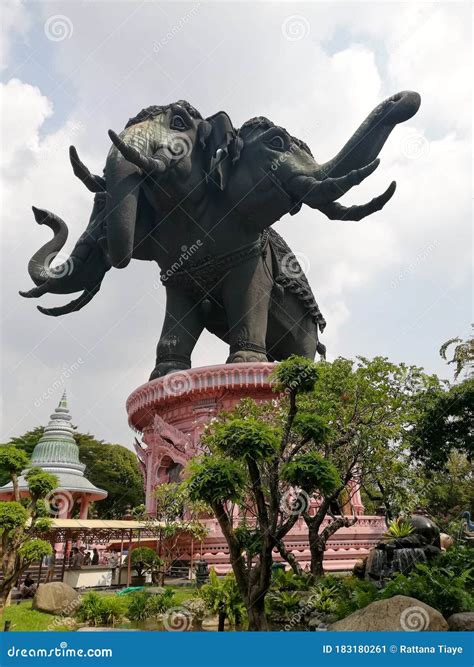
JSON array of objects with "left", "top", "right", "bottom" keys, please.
[{"left": 21, "top": 92, "right": 421, "bottom": 379}]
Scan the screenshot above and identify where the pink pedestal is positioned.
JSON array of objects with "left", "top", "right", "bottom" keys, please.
[{"left": 127, "top": 363, "right": 385, "bottom": 571}]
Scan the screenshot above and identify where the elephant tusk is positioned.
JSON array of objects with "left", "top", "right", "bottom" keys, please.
[
  {"left": 69, "top": 146, "right": 106, "bottom": 193},
  {"left": 317, "top": 158, "right": 380, "bottom": 202},
  {"left": 37, "top": 285, "right": 101, "bottom": 316},
  {"left": 108, "top": 130, "right": 168, "bottom": 175},
  {"left": 317, "top": 181, "right": 397, "bottom": 221}
]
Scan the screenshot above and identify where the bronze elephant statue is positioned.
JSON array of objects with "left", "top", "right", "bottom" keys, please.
[{"left": 20, "top": 93, "right": 420, "bottom": 379}]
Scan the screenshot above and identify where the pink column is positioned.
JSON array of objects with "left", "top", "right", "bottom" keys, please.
[{"left": 79, "top": 495, "right": 91, "bottom": 519}]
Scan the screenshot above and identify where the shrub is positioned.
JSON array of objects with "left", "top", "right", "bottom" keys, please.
[
  {"left": 381, "top": 562, "right": 474, "bottom": 618},
  {"left": 125, "top": 547, "right": 162, "bottom": 579},
  {"left": 126, "top": 589, "right": 175, "bottom": 621},
  {"left": 266, "top": 590, "right": 300, "bottom": 620},
  {"left": 332, "top": 577, "right": 379, "bottom": 620},
  {"left": 182, "top": 598, "right": 207, "bottom": 626},
  {"left": 382, "top": 517, "right": 414, "bottom": 541},
  {"left": 196, "top": 570, "right": 246, "bottom": 626},
  {"left": 76, "top": 592, "right": 126, "bottom": 626},
  {"left": 270, "top": 568, "right": 310, "bottom": 592}
]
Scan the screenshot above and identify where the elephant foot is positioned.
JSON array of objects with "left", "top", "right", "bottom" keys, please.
[
  {"left": 226, "top": 350, "right": 268, "bottom": 364},
  {"left": 149, "top": 359, "right": 191, "bottom": 381}
]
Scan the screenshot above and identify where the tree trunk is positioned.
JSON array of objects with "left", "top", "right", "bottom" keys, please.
[
  {"left": 275, "top": 539, "right": 304, "bottom": 576},
  {"left": 309, "top": 536, "right": 325, "bottom": 579},
  {"left": 247, "top": 593, "right": 268, "bottom": 631}
]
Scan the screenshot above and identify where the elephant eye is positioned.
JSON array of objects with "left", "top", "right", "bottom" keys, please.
[
  {"left": 171, "top": 115, "right": 187, "bottom": 131},
  {"left": 268, "top": 135, "right": 286, "bottom": 150}
]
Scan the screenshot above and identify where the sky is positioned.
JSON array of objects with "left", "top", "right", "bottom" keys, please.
[{"left": 0, "top": 0, "right": 472, "bottom": 449}]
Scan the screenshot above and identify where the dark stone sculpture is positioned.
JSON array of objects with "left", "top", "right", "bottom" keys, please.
[
  {"left": 195, "top": 559, "right": 210, "bottom": 588},
  {"left": 366, "top": 513, "right": 441, "bottom": 586},
  {"left": 21, "top": 93, "right": 420, "bottom": 379}
]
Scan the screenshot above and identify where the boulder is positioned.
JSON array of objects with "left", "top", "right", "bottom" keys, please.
[
  {"left": 32, "top": 582, "right": 80, "bottom": 615},
  {"left": 329, "top": 595, "right": 448, "bottom": 632},
  {"left": 201, "top": 615, "right": 230, "bottom": 629},
  {"left": 447, "top": 612, "right": 474, "bottom": 631}
]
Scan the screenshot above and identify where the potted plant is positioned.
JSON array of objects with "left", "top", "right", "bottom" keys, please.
[{"left": 126, "top": 547, "right": 162, "bottom": 586}]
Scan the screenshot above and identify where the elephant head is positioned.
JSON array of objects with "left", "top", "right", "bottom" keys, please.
[
  {"left": 226, "top": 91, "right": 421, "bottom": 225},
  {"left": 105, "top": 100, "right": 223, "bottom": 268}
]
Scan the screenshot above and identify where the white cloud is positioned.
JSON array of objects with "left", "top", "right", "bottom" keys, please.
[{"left": 0, "top": 1, "right": 471, "bottom": 446}]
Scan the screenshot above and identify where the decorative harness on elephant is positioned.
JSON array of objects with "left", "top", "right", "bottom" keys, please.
[{"left": 159, "top": 229, "right": 271, "bottom": 295}]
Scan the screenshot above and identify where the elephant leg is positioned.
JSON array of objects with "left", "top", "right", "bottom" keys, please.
[
  {"left": 222, "top": 254, "right": 272, "bottom": 364},
  {"left": 149, "top": 287, "right": 204, "bottom": 380},
  {"left": 266, "top": 297, "right": 320, "bottom": 361}
]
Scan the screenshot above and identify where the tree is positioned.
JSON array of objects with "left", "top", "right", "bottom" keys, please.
[
  {"left": 186, "top": 357, "right": 339, "bottom": 630},
  {"left": 439, "top": 327, "right": 473, "bottom": 380},
  {"left": 0, "top": 429, "right": 145, "bottom": 518},
  {"left": 0, "top": 450, "right": 57, "bottom": 610},
  {"left": 0, "top": 447, "right": 29, "bottom": 502},
  {"left": 271, "top": 356, "right": 441, "bottom": 576},
  {"left": 151, "top": 483, "right": 207, "bottom": 585},
  {"left": 125, "top": 546, "right": 162, "bottom": 580}
]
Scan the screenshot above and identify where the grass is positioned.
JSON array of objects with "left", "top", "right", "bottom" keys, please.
[
  {"left": 0, "top": 586, "right": 196, "bottom": 632},
  {"left": 1, "top": 601, "right": 73, "bottom": 632}
]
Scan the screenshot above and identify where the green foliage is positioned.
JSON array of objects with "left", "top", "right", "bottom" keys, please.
[
  {"left": 0, "top": 447, "right": 29, "bottom": 476},
  {"left": 208, "top": 418, "right": 279, "bottom": 461},
  {"left": 270, "top": 568, "right": 310, "bottom": 592},
  {"left": 410, "top": 378, "right": 474, "bottom": 468},
  {"left": 0, "top": 428, "right": 144, "bottom": 518},
  {"left": 234, "top": 522, "right": 262, "bottom": 559},
  {"left": 126, "top": 547, "right": 162, "bottom": 579},
  {"left": 0, "top": 501, "right": 28, "bottom": 532},
  {"left": 381, "top": 562, "right": 474, "bottom": 618},
  {"left": 196, "top": 570, "right": 246, "bottom": 626},
  {"left": 126, "top": 589, "right": 174, "bottom": 621},
  {"left": 281, "top": 452, "right": 341, "bottom": 495},
  {"left": 293, "top": 413, "right": 330, "bottom": 445},
  {"left": 18, "top": 538, "right": 52, "bottom": 563},
  {"left": 182, "top": 597, "right": 207, "bottom": 624},
  {"left": 76, "top": 592, "right": 127, "bottom": 626},
  {"left": 307, "top": 583, "right": 340, "bottom": 614},
  {"left": 272, "top": 356, "right": 319, "bottom": 394},
  {"left": 25, "top": 468, "right": 57, "bottom": 502},
  {"left": 266, "top": 590, "right": 300, "bottom": 618},
  {"left": 383, "top": 517, "right": 414, "bottom": 541},
  {"left": 187, "top": 457, "right": 244, "bottom": 506},
  {"left": 439, "top": 329, "right": 473, "bottom": 380}
]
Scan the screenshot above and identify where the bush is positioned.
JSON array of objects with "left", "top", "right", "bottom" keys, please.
[
  {"left": 182, "top": 598, "right": 207, "bottom": 626},
  {"left": 76, "top": 592, "right": 126, "bottom": 626},
  {"left": 125, "top": 547, "right": 162, "bottom": 579},
  {"left": 380, "top": 562, "right": 474, "bottom": 618},
  {"left": 196, "top": 570, "right": 246, "bottom": 626},
  {"left": 266, "top": 590, "right": 300, "bottom": 621},
  {"left": 270, "top": 568, "right": 310, "bottom": 592},
  {"left": 126, "top": 589, "right": 175, "bottom": 621}
]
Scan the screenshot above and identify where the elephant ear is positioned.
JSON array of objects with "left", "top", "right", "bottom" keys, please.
[{"left": 200, "top": 111, "right": 241, "bottom": 191}]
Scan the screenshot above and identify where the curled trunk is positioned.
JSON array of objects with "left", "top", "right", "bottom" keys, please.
[{"left": 317, "top": 91, "right": 421, "bottom": 178}]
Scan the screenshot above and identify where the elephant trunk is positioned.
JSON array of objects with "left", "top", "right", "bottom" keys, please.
[
  {"left": 317, "top": 91, "right": 421, "bottom": 178},
  {"left": 105, "top": 123, "right": 163, "bottom": 269},
  {"left": 26, "top": 206, "right": 69, "bottom": 286}
]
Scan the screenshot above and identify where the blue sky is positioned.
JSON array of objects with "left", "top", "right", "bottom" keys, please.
[{"left": 1, "top": 1, "right": 472, "bottom": 446}]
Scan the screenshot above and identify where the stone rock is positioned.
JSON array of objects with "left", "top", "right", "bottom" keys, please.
[
  {"left": 145, "top": 587, "right": 166, "bottom": 595},
  {"left": 329, "top": 596, "right": 448, "bottom": 632},
  {"left": 201, "top": 615, "right": 230, "bottom": 629},
  {"left": 447, "top": 612, "right": 474, "bottom": 631},
  {"left": 32, "top": 582, "right": 80, "bottom": 615}
]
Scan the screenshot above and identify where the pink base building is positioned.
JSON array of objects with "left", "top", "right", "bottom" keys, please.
[{"left": 127, "top": 363, "right": 385, "bottom": 572}]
